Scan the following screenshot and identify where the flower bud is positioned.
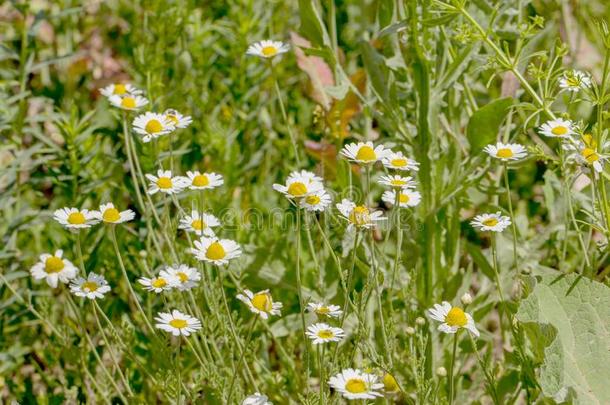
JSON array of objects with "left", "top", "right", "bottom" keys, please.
[
  {"left": 436, "top": 367, "right": 447, "bottom": 377},
  {"left": 406, "top": 326, "right": 415, "bottom": 335},
  {"left": 415, "top": 317, "right": 425, "bottom": 326},
  {"left": 460, "top": 292, "right": 473, "bottom": 305}
]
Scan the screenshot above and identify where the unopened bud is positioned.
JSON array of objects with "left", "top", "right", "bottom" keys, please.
[
  {"left": 415, "top": 317, "right": 425, "bottom": 326},
  {"left": 461, "top": 292, "right": 473, "bottom": 305},
  {"left": 406, "top": 327, "right": 415, "bottom": 335},
  {"left": 436, "top": 367, "right": 447, "bottom": 377}
]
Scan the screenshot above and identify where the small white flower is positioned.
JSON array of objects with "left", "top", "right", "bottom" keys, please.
[
  {"left": 381, "top": 150, "right": 419, "bottom": 171},
  {"left": 299, "top": 188, "right": 332, "bottom": 212},
  {"left": 145, "top": 170, "right": 189, "bottom": 195},
  {"left": 191, "top": 237, "right": 242, "bottom": 266},
  {"left": 539, "top": 118, "right": 575, "bottom": 139},
  {"left": 336, "top": 199, "right": 386, "bottom": 229},
  {"left": 138, "top": 275, "right": 173, "bottom": 293},
  {"left": 164, "top": 108, "right": 192, "bottom": 129},
  {"left": 132, "top": 112, "right": 175, "bottom": 142},
  {"left": 70, "top": 273, "right": 111, "bottom": 300},
  {"left": 460, "top": 292, "right": 473, "bottom": 305},
  {"left": 307, "top": 302, "right": 343, "bottom": 318},
  {"left": 558, "top": 70, "right": 592, "bottom": 92},
  {"left": 161, "top": 264, "right": 201, "bottom": 291},
  {"left": 246, "top": 40, "right": 290, "bottom": 59},
  {"left": 328, "top": 368, "right": 384, "bottom": 400},
  {"left": 427, "top": 301, "right": 480, "bottom": 337},
  {"left": 340, "top": 141, "right": 391, "bottom": 165},
  {"left": 155, "top": 309, "right": 202, "bottom": 337},
  {"left": 378, "top": 174, "right": 417, "bottom": 189},
  {"left": 30, "top": 250, "right": 78, "bottom": 288},
  {"left": 108, "top": 94, "right": 148, "bottom": 111},
  {"left": 483, "top": 142, "right": 527, "bottom": 161},
  {"left": 563, "top": 135, "right": 608, "bottom": 175},
  {"left": 53, "top": 208, "right": 100, "bottom": 229},
  {"left": 242, "top": 392, "right": 272, "bottom": 405},
  {"left": 236, "top": 289, "right": 282, "bottom": 320},
  {"left": 470, "top": 212, "right": 511, "bottom": 233},
  {"left": 93, "top": 203, "right": 135, "bottom": 224},
  {"left": 381, "top": 189, "right": 422, "bottom": 208},
  {"left": 181, "top": 171, "right": 224, "bottom": 191},
  {"left": 306, "top": 323, "right": 345, "bottom": 344},
  {"left": 273, "top": 170, "right": 324, "bottom": 199},
  {"left": 99, "top": 83, "right": 143, "bottom": 97},
  {"left": 178, "top": 210, "right": 220, "bottom": 237}
]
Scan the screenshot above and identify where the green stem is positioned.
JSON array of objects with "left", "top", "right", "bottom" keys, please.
[
  {"left": 269, "top": 60, "right": 301, "bottom": 165},
  {"left": 295, "top": 207, "right": 310, "bottom": 380},
  {"left": 226, "top": 316, "right": 257, "bottom": 404},
  {"left": 75, "top": 231, "right": 86, "bottom": 274},
  {"left": 448, "top": 332, "right": 459, "bottom": 405},
  {"left": 502, "top": 164, "right": 519, "bottom": 270}
]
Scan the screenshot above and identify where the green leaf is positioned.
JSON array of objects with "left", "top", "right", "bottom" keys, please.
[
  {"left": 361, "top": 41, "right": 390, "bottom": 104},
  {"left": 466, "top": 97, "right": 513, "bottom": 153},
  {"left": 516, "top": 273, "right": 610, "bottom": 404},
  {"left": 298, "top": 0, "right": 328, "bottom": 47}
]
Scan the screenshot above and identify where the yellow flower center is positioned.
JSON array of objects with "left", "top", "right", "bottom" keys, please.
[
  {"left": 261, "top": 46, "right": 278, "bottom": 57},
  {"left": 345, "top": 378, "right": 367, "bottom": 394},
  {"left": 45, "top": 256, "right": 64, "bottom": 273},
  {"left": 482, "top": 218, "right": 499, "bottom": 227},
  {"left": 251, "top": 292, "right": 273, "bottom": 312},
  {"left": 399, "top": 193, "right": 410, "bottom": 204},
  {"left": 383, "top": 373, "right": 399, "bottom": 392},
  {"left": 349, "top": 206, "right": 370, "bottom": 226},
  {"left": 566, "top": 77, "right": 580, "bottom": 87},
  {"left": 177, "top": 272, "right": 188, "bottom": 282},
  {"left": 192, "top": 219, "right": 206, "bottom": 230},
  {"left": 390, "top": 158, "right": 407, "bottom": 167},
  {"left": 82, "top": 281, "right": 99, "bottom": 292},
  {"left": 102, "top": 208, "right": 121, "bottom": 223},
  {"left": 169, "top": 319, "right": 188, "bottom": 329},
  {"left": 192, "top": 174, "right": 209, "bottom": 187},
  {"left": 390, "top": 179, "right": 407, "bottom": 187},
  {"left": 145, "top": 119, "right": 163, "bottom": 134},
  {"left": 582, "top": 148, "right": 600, "bottom": 163},
  {"left": 583, "top": 134, "right": 596, "bottom": 148},
  {"left": 355, "top": 145, "right": 376, "bottom": 162},
  {"left": 205, "top": 242, "right": 226, "bottom": 260},
  {"left": 551, "top": 126, "right": 568, "bottom": 136},
  {"left": 156, "top": 177, "right": 173, "bottom": 189},
  {"left": 121, "top": 97, "right": 136, "bottom": 109},
  {"left": 113, "top": 84, "right": 127, "bottom": 95},
  {"left": 67, "top": 212, "right": 86, "bottom": 225},
  {"left": 317, "top": 329, "right": 334, "bottom": 339},
  {"left": 287, "top": 181, "right": 307, "bottom": 196},
  {"left": 305, "top": 195, "right": 321, "bottom": 205},
  {"left": 496, "top": 148, "right": 514, "bottom": 158},
  {"left": 152, "top": 278, "right": 167, "bottom": 288},
  {"left": 315, "top": 306, "right": 330, "bottom": 315},
  {"left": 445, "top": 307, "right": 468, "bottom": 327}
]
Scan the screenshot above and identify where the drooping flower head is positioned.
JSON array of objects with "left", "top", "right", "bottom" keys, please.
[
  {"left": 427, "top": 301, "right": 480, "bottom": 337},
  {"left": 30, "top": 250, "right": 78, "bottom": 288},
  {"left": 236, "top": 289, "right": 282, "bottom": 319}
]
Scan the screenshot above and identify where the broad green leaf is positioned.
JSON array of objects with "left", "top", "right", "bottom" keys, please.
[
  {"left": 361, "top": 41, "right": 390, "bottom": 105},
  {"left": 516, "top": 273, "right": 610, "bottom": 404},
  {"left": 298, "top": 0, "right": 328, "bottom": 47},
  {"left": 466, "top": 97, "right": 513, "bottom": 153}
]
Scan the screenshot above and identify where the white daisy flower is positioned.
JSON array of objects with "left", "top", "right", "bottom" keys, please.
[
  {"left": 108, "top": 94, "right": 148, "bottom": 111},
  {"left": 30, "top": 250, "right": 78, "bottom": 288},
  {"left": 155, "top": 309, "right": 202, "bottom": 337},
  {"left": 306, "top": 323, "right": 345, "bottom": 345},
  {"left": 470, "top": 212, "right": 511, "bottom": 233},
  {"left": 242, "top": 392, "right": 272, "bottom": 405},
  {"left": 181, "top": 171, "right": 224, "bottom": 191},
  {"left": 93, "top": 203, "right": 135, "bottom": 224},
  {"left": 132, "top": 112, "right": 175, "bottom": 142},
  {"left": 236, "top": 289, "right": 282, "bottom": 320},
  {"left": 340, "top": 141, "right": 391, "bottom": 165},
  {"left": 138, "top": 275, "right": 173, "bottom": 293},
  {"left": 378, "top": 174, "right": 417, "bottom": 189},
  {"left": 483, "top": 142, "right": 527, "bottom": 161},
  {"left": 328, "top": 368, "right": 384, "bottom": 400},
  {"left": 559, "top": 70, "right": 592, "bottom": 92},
  {"left": 246, "top": 40, "right": 290, "bottom": 59},
  {"left": 307, "top": 302, "right": 343, "bottom": 318},
  {"left": 164, "top": 109, "right": 192, "bottom": 129},
  {"left": 539, "top": 118, "right": 575, "bottom": 139},
  {"left": 381, "top": 151, "right": 420, "bottom": 171},
  {"left": 427, "top": 301, "right": 480, "bottom": 337},
  {"left": 191, "top": 237, "right": 242, "bottom": 266},
  {"left": 273, "top": 170, "right": 324, "bottom": 199},
  {"left": 53, "top": 207, "right": 100, "bottom": 229},
  {"left": 160, "top": 264, "right": 201, "bottom": 291},
  {"left": 299, "top": 188, "right": 332, "bottom": 211},
  {"left": 145, "top": 170, "right": 189, "bottom": 195},
  {"left": 563, "top": 135, "right": 608, "bottom": 174},
  {"left": 381, "top": 189, "right": 422, "bottom": 208},
  {"left": 178, "top": 210, "right": 220, "bottom": 237},
  {"left": 99, "top": 83, "right": 143, "bottom": 97},
  {"left": 70, "top": 273, "right": 111, "bottom": 300},
  {"left": 336, "top": 199, "right": 386, "bottom": 229}
]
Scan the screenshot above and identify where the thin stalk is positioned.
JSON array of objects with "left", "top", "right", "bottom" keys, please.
[
  {"left": 390, "top": 190, "right": 403, "bottom": 291},
  {"left": 502, "top": 164, "right": 519, "bottom": 270},
  {"left": 295, "top": 207, "right": 310, "bottom": 380},
  {"left": 448, "top": 332, "right": 459, "bottom": 405},
  {"left": 226, "top": 316, "right": 257, "bottom": 404},
  {"left": 177, "top": 340, "right": 182, "bottom": 405},
  {"left": 318, "top": 344, "right": 326, "bottom": 404},
  {"left": 75, "top": 231, "right": 86, "bottom": 274}
]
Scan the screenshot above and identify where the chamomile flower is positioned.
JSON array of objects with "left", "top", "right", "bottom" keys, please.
[
  {"left": 340, "top": 141, "right": 391, "bottom": 165},
  {"left": 191, "top": 237, "right": 242, "bottom": 265},
  {"left": 161, "top": 264, "right": 201, "bottom": 291},
  {"left": 93, "top": 203, "right": 135, "bottom": 224},
  {"left": 336, "top": 199, "right": 386, "bottom": 229},
  {"left": 108, "top": 94, "right": 148, "bottom": 111},
  {"left": 381, "top": 189, "right": 422, "bottom": 208},
  {"left": 155, "top": 310, "right": 202, "bottom": 337},
  {"left": 378, "top": 174, "right": 417, "bottom": 189},
  {"left": 539, "top": 118, "right": 575, "bottom": 139},
  {"left": 470, "top": 212, "right": 511, "bottom": 233},
  {"left": 70, "top": 273, "right": 111, "bottom": 300},
  {"left": 99, "top": 83, "right": 142, "bottom": 97},
  {"left": 559, "top": 70, "right": 592, "bottom": 92},
  {"left": 164, "top": 109, "right": 192, "bottom": 129},
  {"left": 381, "top": 151, "right": 420, "bottom": 171},
  {"left": 53, "top": 208, "right": 100, "bottom": 229},
  {"left": 182, "top": 171, "right": 224, "bottom": 191},
  {"left": 246, "top": 40, "right": 290, "bottom": 59},
  {"left": 145, "top": 170, "right": 189, "bottom": 195},
  {"left": 428, "top": 301, "right": 480, "bottom": 337},
  {"left": 299, "top": 188, "right": 332, "bottom": 211},
  {"left": 564, "top": 134, "right": 608, "bottom": 174},
  {"left": 328, "top": 368, "right": 384, "bottom": 400},
  {"left": 30, "top": 250, "right": 78, "bottom": 288},
  {"left": 273, "top": 170, "right": 324, "bottom": 199},
  {"left": 242, "top": 393, "right": 272, "bottom": 405},
  {"left": 307, "top": 302, "right": 343, "bottom": 318},
  {"left": 178, "top": 210, "right": 220, "bottom": 237},
  {"left": 306, "top": 323, "right": 345, "bottom": 344},
  {"left": 236, "top": 289, "right": 282, "bottom": 319},
  {"left": 483, "top": 142, "right": 528, "bottom": 161},
  {"left": 132, "top": 112, "right": 175, "bottom": 142},
  {"left": 138, "top": 275, "right": 173, "bottom": 293}
]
